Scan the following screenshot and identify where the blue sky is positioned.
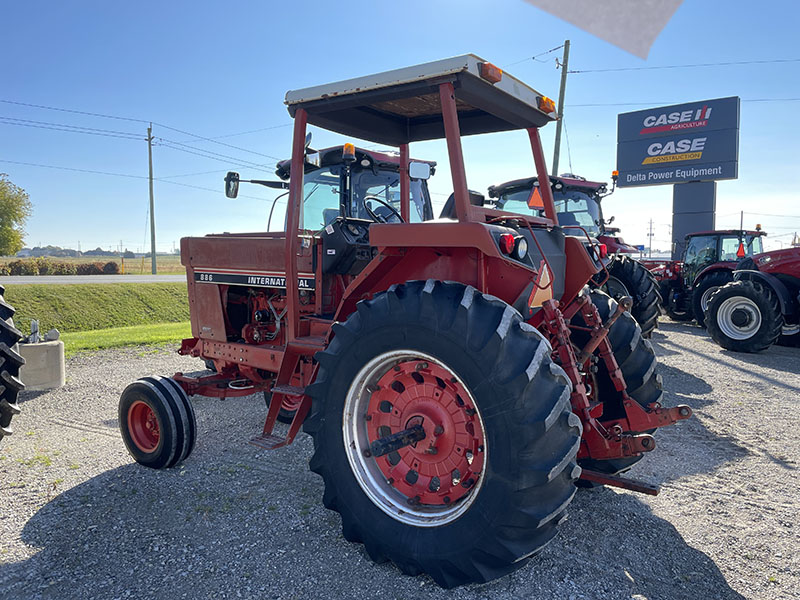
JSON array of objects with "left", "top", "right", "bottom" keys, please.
[{"left": 2, "top": 0, "right": 799, "bottom": 253}]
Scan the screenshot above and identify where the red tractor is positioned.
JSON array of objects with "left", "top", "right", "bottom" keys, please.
[
  {"left": 705, "top": 246, "right": 800, "bottom": 352},
  {"left": 118, "top": 55, "right": 690, "bottom": 587},
  {"left": 645, "top": 229, "right": 766, "bottom": 326},
  {"left": 488, "top": 174, "right": 661, "bottom": 337}
]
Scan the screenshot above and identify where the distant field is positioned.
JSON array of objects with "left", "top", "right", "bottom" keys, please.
[
  {"left": 0, "top": 254, "right": 185, "bottom": 275},
  {"left": 5, "top": 282, "right": 189, "bottom": 333}
]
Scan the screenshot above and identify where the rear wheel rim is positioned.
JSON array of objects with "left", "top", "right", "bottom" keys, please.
[
  {"left": 701, "top": 286, "right": 722, "bottom": 312},
  {"left": 128, "top": 400, "right": 160, "bottom": 452},
  {"left": 717, "top": 297, "right": 762, "bottom": 340},
  {"left": 603, "top": 276, "right": 630, "bottom": 300},
  {"left": 343, "top": 350, "right": 487, "bottom": 527}
]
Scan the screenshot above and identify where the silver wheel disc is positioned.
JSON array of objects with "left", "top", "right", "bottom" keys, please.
[
  {"left": 342, "top": 350, "right": 487, "bottom": 527},
  {"left": 717, "top": 297, "right": 762, "bottom": 340},
  {"left": 701, "top": 286, "right": 722, "bottom": 312}
]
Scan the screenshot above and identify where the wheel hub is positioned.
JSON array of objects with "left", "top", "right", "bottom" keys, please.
[
  {"left": 730, "top": 307, "right": 752, "bottom": 328},
  {"left": 343, "top": 351, "right": 487, "bottom": 526},
  {"left": 366, "top": 360, "right": 485, "bottom": 505},
  {"left": 127, "top": 400, "right": 160, "bottom": 452},
  {"left": 717, "top": 297, "right": 762, "bottom": 340}
]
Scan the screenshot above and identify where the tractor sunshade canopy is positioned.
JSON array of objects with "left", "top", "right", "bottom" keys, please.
[{"left": 285, "top": 54, "right": 557, "bottom": 146}]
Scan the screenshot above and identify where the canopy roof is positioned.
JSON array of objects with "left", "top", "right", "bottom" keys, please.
[{"left": 285, "top": 54, "right": 557, "bottom": 146}]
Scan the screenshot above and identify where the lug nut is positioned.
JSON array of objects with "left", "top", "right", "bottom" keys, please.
[{"left": 433, "top": 425, "right": 444, "bottom": 436}]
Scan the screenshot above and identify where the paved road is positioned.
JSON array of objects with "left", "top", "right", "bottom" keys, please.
[{"left": 0, "top": 274, "right": 185, "bottom": 285}]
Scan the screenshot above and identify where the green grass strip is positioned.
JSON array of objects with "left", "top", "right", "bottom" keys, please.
[
  {"left": 61, "top": 322, "right": 192, "bottom": 357},
  {"left": 5, "top": 283, "right": 189, "bottom": 333}
]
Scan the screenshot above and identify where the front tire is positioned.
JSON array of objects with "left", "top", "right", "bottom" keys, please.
[
  {"left": 706, "top": 281, "right": 782, "bottom": 353},
  {"left": 119, "top": 376, "right": 197, "bottom": 469},
  {"left": 304, "top": 281, "right": 582, "bottom": 588},
  {"left": 604, "top": 256, "right": 661, "bottom": 338}
]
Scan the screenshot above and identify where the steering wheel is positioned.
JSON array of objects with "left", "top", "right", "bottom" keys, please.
[{"left": 363, "top": 195, "right": 404, "bottom": 223}]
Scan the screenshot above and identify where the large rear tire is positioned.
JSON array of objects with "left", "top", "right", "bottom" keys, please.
[
  {"left": 304, "top": 280, "right": 581, "bottom": 588},
  {"left": 0, "top": 285, "right": 25, "bottom": 444},
  {"left": 571, "top": 290, "right": 662, "bottom": 476},
  {"left": 604, "top": 256, "right": 661, "bottom": 338},
  {"left": 705, "top": 280, "right": 782, "bottom": 353},
  {"left": 692, "top": 271, "right": 733, "bottom": 327},
  {"left": 119, "top": 376, "right": 197, "bottom": 469}
]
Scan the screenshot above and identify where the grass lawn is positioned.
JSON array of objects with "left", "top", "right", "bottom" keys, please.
[
  {"left": 61, "top": 322, "right": 192, "bottom": 357},
  {"left": 6, "top": 283, "right": 189, "bottom": 333}
]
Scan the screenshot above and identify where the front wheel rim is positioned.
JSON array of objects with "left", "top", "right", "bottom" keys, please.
[
  {"left": 603, "top": 276, "right": 630, "bottom": 300},
  {"left": 128, "top": 400, "right": 160, "bottom": 452},
  {"left": 343, "top": 350, "right": 487, "bottom": 527},
  {"left": 717, "top": 297, "right": 762, "bottom": 340}
]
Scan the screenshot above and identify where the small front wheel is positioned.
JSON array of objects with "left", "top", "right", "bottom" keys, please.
[{"left": 119, "top": 376, "right": 197, "bottom": 469}]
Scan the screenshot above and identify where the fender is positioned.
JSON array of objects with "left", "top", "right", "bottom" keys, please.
[
  {"left": 733, "top": 269, "right": 797, "bottom": 316},
  {"left": 692, "top": 264, "right": 735, "bottom": 288}
]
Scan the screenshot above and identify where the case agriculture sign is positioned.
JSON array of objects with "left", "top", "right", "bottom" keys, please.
[{"left": 616, "top": 97, "right": 739, "bottom": 187}]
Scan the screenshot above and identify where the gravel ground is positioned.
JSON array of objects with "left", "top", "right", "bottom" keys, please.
[{"left": 1, "top": 320, "right": 798, "bottom": 600}]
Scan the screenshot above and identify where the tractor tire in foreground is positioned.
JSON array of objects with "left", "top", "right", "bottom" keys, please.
[
  {"left": 0, "top": 285, "right": 25, "bottom": 444},
  {"left": 571, "top": 289, "right": 663, "bottom": 477},
  {"left": 692, "top": 271, "right": 733, "bottom": 327},
  {"left": 119, "top": 376, "right": 197, "bottom": 469},
  {"left": 705, "top": 280, "right": 783, "bottom": 353},
  {"left": 304, "top": 280, "right": 582, "bottom": 588},
  {"left": 604, "top": 256, "right": 661, "bottom": 338}
]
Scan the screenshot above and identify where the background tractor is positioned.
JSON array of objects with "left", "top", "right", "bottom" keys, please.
[
  {"left": 0, "top": 285, "right": 24, "bottom": 444},
  {"left": 487, "top": 174, "right": 661, "bottom": 337},
  {"left": 118, "top": 55, "right": 690, "bottom": 587},
  {"left": 645, "top": 229, "right": 766, "bottom": 326},
  {"left": 705, "top": 246, "right": 800, "bottom": 352}
]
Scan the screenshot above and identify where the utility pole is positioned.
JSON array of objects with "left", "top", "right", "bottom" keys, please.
[
  {"left": 552, "top": 39, "right": 570, "bottom": 176},
  {"left": 147, "top": 124, "right": 157, "bottom": 274},
  {"left": 647, "top": 219, "right": 654, "bottom": 258}
]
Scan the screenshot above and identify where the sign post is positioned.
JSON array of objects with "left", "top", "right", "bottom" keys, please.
[{"left": 616, "top": 97, "right": 740, "bottom": 258}]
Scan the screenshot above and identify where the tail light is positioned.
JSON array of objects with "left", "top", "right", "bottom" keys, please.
[
  {"left": 499, "top": 233, "right": 515, "bottom": 255},
  {"left": 598, "top": 243, "right": 608, "bottom": 259}
]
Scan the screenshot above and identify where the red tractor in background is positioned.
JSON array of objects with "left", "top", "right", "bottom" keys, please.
[
  {"left": 488, "top": 174, "right": 661, "bottom": 337},
  {"left": 644, "top": 229, "right": 766, "bottom": 326},
  {"left": 118, "top": 55, "right": 690, "bottom": 588},
  {"left": 705, "top": 246, "right": 800, "bottom": 352}
]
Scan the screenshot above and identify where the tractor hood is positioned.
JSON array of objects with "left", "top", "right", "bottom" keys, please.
[{"left": 750, "top": 247, "right": 800, "bottom": 276}]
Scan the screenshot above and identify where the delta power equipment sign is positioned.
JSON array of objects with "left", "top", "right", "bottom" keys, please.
[{"left": 616, "top": 96, "right": 739, "bottom": 187}]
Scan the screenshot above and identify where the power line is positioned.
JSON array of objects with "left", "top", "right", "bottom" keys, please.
[
  {"left": 154, "top": 139, "right": 271, "bottom": 170},
  {"left": 568, "top": 58, "right": 800, "bottom": 74},
  {"left": 0, "top": 98, "right": 285, "bottom": 157},
  {"left": 504, "top": 44, "right": 565, "bottom": 68},
  {"left": 0, "top": 117, "right": 143, "bottom": 140},
  {"left": 0, "top": 99, "right": 150, "bottom": 123},
  {"left": 0, "top": 158, "right": 270, "bottom": 201}
]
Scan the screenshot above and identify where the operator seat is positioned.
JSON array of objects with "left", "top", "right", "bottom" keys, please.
[
  {"left": 439, "top": 190, "right": 485, "bottom": 219},
  {"left": 557, "top": 212, "right": 580, "bottom": 228}
]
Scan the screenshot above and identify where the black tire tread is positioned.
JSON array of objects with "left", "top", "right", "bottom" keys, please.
[
  {"left": 0, "top": 289, "right": 24, "bottom": 443},
  {"left": 606, "top": 256, "right": 661, "bottom": 338},
  {"left": 692, "top": 271, "right": 733, "bottom": 327},
  {"left": 304, "top": 280, "right": 581, "bottom": 588},
  {"left": 572, "top": 290, "right": 663, "bottom": 475},
  {"left": 705, "top": 280, "right": 783, "bottom": 353}
]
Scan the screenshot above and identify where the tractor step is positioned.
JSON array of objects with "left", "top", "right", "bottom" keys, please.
[
  {"left": 249, "top": 433, "right": 288, "bottom": 450},
  {"left": 579, "top": 468, "right": 660, "bottom": 495},
  {"left": 271, "top": 384, "right": 306, "bottom": 396}
]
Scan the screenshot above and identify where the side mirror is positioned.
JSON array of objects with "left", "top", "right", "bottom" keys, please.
[
  {"left": 408, "top": 161, "right": 431, "bottom": 180},
  {"left": 224, "top": 172, "right": 240, "bottom": 198},
  {"left": 608, "top": 215, "right": 615, "bottom": 224}
]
